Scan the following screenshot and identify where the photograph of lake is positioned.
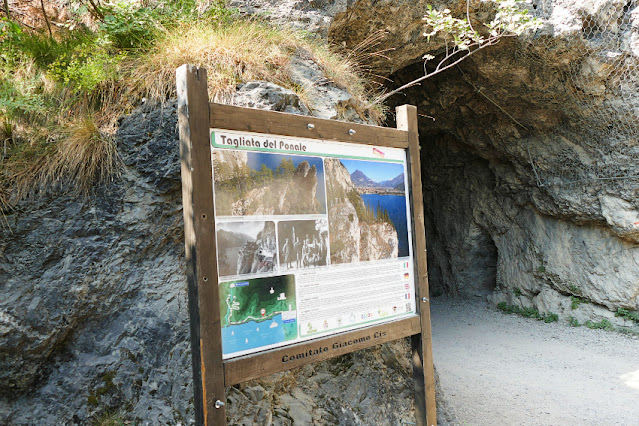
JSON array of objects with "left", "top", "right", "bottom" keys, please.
[{"left": 339, "top": 159, "right": 410, "bottom": 258}]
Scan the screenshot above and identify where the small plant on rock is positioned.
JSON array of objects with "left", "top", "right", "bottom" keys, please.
[
  {"left": 497, "top": 302, "right": 558, "bottom": 323},
  {"left": 584, "top": 319, "right": 614, "bottom": 331},
  {"left": 568, "top": 284, "right": 582, "bottom": 295},
  {"left": 615, "top": 308, "right": 639, "bottom": 324},
  {"left": 570, "top": 296, "right": 581, "bottom": 310}
]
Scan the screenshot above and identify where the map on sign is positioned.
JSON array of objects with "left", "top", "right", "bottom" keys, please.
[{"left": 219, "top": 275, "right": 297, "bottom": 356}]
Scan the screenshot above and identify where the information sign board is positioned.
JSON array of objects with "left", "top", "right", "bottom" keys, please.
[
  {"left": 176, "top": 64, "right": 436, "bottom": 426},
  {"left": 211, "top": 130, "right": 418, "bottom": 359}
]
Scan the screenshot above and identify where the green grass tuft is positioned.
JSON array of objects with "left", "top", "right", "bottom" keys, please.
[
  {"left": 496, "top": 302, "right": 558, "bottom": 323},
  {"left": 584, "top": 318, "right": 614, "bottom": 331}
]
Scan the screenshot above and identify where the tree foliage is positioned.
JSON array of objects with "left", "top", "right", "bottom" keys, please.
[{"left": 373, "top": 0, "right": 541, "bottom": 105}]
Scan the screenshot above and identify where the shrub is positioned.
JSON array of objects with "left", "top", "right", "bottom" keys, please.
[
  {"left": 497, "top": 302, "right": 557, "bottom": 323},
  {"left": 99, "top": 2, "right": 160, "bottom": 49},
  {"left": 615, "top": 308, "right": 639, "bottom": 324},
  {"left": 48, "top": 40, "right": 122, "bottom": 93},
  {"left": 584, "top": 319, "right": 614, "bottom": 331}
]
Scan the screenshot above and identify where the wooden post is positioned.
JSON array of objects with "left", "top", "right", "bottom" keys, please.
[
  {"left": 396, "top": 105, "right": 437, "bottom": 426},
  {"left": 176, "top": 65, "right": 226, "bottom": 426}
]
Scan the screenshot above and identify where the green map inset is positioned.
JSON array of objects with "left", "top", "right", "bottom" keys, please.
[{"left": 219, "top": 275, "right": 297, "bottom": 356}]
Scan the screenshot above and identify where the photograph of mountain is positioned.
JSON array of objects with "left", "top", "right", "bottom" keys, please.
[
  {"left": 346, "top": 161, "right": 405, "bottom": 193},
  {"left": 216, "top": 221, "right": 277, "bottom": 277},
  {"left": 212, "top": 150, "right": 326, "bottom": 216},
  {"left": 325, "top": 158, "right": 410, "bottom": 264}
]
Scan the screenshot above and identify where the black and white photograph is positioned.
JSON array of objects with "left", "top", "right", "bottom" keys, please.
[
  {"left": 216, "top": 221, "right": 277, "bottom": 277},
  {"left": 277, "top": 219, "right": 329, "bottom": 271}
]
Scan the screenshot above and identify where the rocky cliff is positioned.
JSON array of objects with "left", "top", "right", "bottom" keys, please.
[
  {"left": 231, "top": 161, "right": 322, "bottom": 215},
  {"left": 330, "top": 0, "right": 639, "bottom": 325},
  {"left": 212, "top": 149, "right": 324, "bottom": 216},
  {"left": 236, "top": 222, "right": 277, "bottom": 275},
  {"left": 4, "top": 0, "right": 639, "bottom": 422},
  {"left": 0, "top": 56, "right": 415, "bottom": 424}
]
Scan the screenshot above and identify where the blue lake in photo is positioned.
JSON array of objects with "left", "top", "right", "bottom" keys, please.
[
  {"left": 221, "top": 314, "right": 295, "bottom": 355},
  {"left": 361, "top": 193, "right": 409, "bottom": 257}
]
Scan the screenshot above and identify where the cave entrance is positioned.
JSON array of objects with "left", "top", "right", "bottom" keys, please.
[{"left": 421, "top": 132, "right": 499, "bottom": 297}]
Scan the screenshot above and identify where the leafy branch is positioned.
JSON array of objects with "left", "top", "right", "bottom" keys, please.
[{"left": 371, "top": 0, "right": 541, "bottom": 106}]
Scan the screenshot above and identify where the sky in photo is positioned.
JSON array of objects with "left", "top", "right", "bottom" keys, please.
[
  {"left": 339, "top": 159, "right": 405, "bottom": 183},
  {"left": 217, "top": 221, "right": 270, "bottom": 239}
]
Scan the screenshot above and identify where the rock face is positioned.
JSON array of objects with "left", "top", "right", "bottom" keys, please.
[
  {"left": 0, "top": 101, "right": 192, "bottom": 422},
  {"left": 236, "top": 222, "right": 277, "bottom": 275},
  {"left": 360, "top": 222, "right": 399, "bottom": 261},
  {"left": 0, "top": 60, "right": 415, "bottom": 423},
  {"left": 230, "top": 162, "right": 322, "bottom": 216},
  {"left": 229, "top": 0, "right": 354, "bottom": 38},
  {"left": 330, "top": 0, "right": 639, "bottom": 322}
]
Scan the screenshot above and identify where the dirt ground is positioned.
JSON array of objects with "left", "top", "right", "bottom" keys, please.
[{"left": 430, "top": 296, "right": 639, "bottom": 425}]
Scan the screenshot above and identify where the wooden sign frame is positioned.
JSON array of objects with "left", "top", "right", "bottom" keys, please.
[{"left": 176, "top": 64, "right": 436, "bottom": 426}]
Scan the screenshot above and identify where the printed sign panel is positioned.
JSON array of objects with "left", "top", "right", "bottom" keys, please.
[{"left": 211, "top": 129, "right": 417, "bottom": 359}]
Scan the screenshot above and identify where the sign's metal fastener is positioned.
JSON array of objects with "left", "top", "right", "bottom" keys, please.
[
  {"left": 215, "top": 400, "right": 225, "bottom": 409},
  {"left": 348, "top": 129, "right": 356, "bottom": 135},
  {"left": 422, "top": 297, "right": 429, "bottom": 302},
  {"left": 307, "top": 123, "right": 315, "bottom": 129}
]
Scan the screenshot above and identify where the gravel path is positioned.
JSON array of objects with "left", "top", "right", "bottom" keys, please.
[{"left": 430, "top": 296, "right": 639, "bottom": 425}]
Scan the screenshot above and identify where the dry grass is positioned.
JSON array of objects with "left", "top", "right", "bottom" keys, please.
[
  {"left": 1, "top": 16, "right": 384, "bottom": 204},
  {"left": 125, "top": 19, "right": 384, "bottom": 118},
  {"left": 127, "top": 21, "right": 296, "bottom": 102},
  {"left": 8, "top": 117, "right": 122, "bottom": 199},
  {"left": 54, "top": 117, "right": 122, "bottom": 192}
]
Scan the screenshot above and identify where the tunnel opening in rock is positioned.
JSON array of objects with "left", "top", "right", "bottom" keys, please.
[
  {"left": 419, "top": 130, "right": 500, "bottom": 297},
  {"left": 378, "top": 33, "right": 639, "bottom": 304}
]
